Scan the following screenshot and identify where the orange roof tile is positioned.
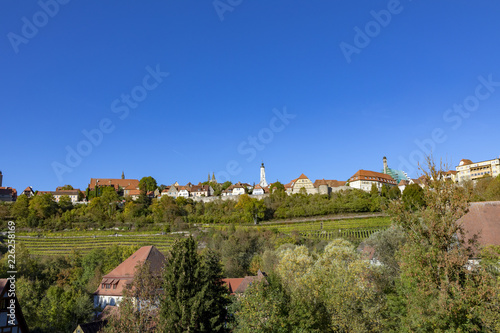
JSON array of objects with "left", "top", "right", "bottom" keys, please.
[
  {"left": 95, "top": 246, "right": 165, "bottom": 297},
  {"left": 349, "top": 170, "right": 396, "bottom": 184}
]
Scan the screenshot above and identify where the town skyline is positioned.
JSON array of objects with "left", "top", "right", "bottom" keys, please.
[{"left": 2, "top": 1, "right": 500, "bottom": 200}]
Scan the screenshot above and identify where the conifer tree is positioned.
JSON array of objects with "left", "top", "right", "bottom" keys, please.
[{"left": 160, "top": 237, "right": 229, "bottom": 332}]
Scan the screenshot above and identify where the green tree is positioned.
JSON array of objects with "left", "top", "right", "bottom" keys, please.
[
  {"left": 401, "top": 183, "right": 425, "bottom": 211},
  {"left": 235, "top": 194, "right": 266, "bottom": 224},
  {"left": 234, "top": 274, "right": 292, "bottom": 333},
  {"left": 388, "top": 186, "right": 401, "bottom": 200},
  {"left": 160, "top": 237, "right": 229, "bottom": 332},
  {"left": 11, "top": 194, "right": 29, "bottom": 221},
  {"left": 274, "top": 241, "right": 381, "bottom": 331},
  {"left": 58, "top": 195, "right": 74, "bottom": 213},
  {"left": 381, "top": 184, "right": 389, "bottom": 198},
  {"left": 29, "top": 193, "right": 58, "bottom": 220},
  {"left": 370, "top": 183, "right": 379, "bottom": 196},
  {"left": 59, "top": 184, "right": 74, "bottom": 190},
  {"left": 139, "top": 176, "right": 158, "bottom": 192}
]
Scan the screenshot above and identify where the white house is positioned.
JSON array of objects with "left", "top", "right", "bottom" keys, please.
[{"left": 348, "top": 170, "right": 397, "bottom": 192}]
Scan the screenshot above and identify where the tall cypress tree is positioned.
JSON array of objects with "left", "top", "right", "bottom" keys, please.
[{"left": 160, "top": 237, "right": 228, "bottom": 332}]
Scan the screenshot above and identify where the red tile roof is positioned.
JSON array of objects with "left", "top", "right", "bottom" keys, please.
[
  {"left": 313, "top": 179, "right": 347, "bottom": 188},
  {"left": 0, "top": 187, "right": 17, "bottom": 199},
  {"left": 459, "top": 159, "right": 474, "bottom": 166},
  {"left": 89, "top": 178, "right": 140, "bottom": 191},
  {"left": 298, "top": 173, "right": 309, "bottom": 180},
  {"left": 94, "top": 246, "right": 165, "bottom": 297},
  {"left": 222, "top": 270, "right": 267, "bottom": 294},
  {"left": 349, "top": 170, "right": 396, "bottom": 184}
]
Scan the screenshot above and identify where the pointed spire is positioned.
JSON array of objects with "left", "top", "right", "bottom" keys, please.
[{"left": 121, "top": 171, "right": 125, "bottom": 179}]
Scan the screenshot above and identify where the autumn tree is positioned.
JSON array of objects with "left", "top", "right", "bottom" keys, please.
[{"left": 386, "top": 158, "right": 499, "bottom": 331}]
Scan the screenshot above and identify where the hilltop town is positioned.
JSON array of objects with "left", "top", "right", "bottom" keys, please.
[{"left": 2, "top": 156, "right": 499, "bottom": 204}]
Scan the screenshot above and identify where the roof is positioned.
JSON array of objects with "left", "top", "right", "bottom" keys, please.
[
  {"left": 0, "top": 187, "right": 17, "bottom": 197},
  {"left": 222, "top": 270, "right": 267, "bottom": 294},
  {"left": 297, "top": 173, "right": 309, "bottom": 180},
  {"left": 459, "top": 159, "right": 474, "bottom": 166},
  {"left": 95, "top": 246, "right": 165, "bottom": 296},
  {"left": 349, "top": 170, "right": 396, "bottom": 184},
  {"left": 398, "top": 180, "right": 410, "bottom": 186},
  {"left": 53, "top": 189, "right": 81, "bottom": 195},
  {"left": 89, "top": 178, "right": 140, "bottom": 191},
  {"left": 458, "top": 201, "right": 500, "bottom": 254}
]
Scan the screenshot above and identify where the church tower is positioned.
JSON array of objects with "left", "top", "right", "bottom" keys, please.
[
  {"left": 259, "top": 163, "right": 268, "bottom": 187},
  {"left": 121, "top": 171, "right": 125, "bottom": 179},
  {"left": 0, "top": 171, "right": 2, "bottom": 187},
  {"left": 383, "top": 157, "right": 388, "bottom": 174}
]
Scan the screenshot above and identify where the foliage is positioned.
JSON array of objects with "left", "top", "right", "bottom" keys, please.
[
  {"left": 235, "top": 194, "right": 266, "bottom": 224},
  {"left": 234, "top": 274, "right": 292, "bottom": 333},
  {"left": 139, "top": 176, "right": 158, "bottom": 192},
  {"left": 160, "top": 237, "right": 229, "bottom": 332},
  {"left": 386, "top": 158, "right": 499, "bottom": 331},
  {"left": 388, "top": 186, "right": 401, "bottom": 200},
  {"left": 401, "top": 183, "right": 425, "bottom": 211},
  {"left": 273, "top": 240, "right": 382, "bottom": 332}
]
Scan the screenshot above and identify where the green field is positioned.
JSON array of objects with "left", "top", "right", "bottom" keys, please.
[
  {"left": 14, "top": 232, "right": 181, "bottom": 257},
  {"left": 204, "top": 216, "right": 391, "bottom": 240},
  {"left": 8, "top": 216, "right": 392, "bottom": 257}
]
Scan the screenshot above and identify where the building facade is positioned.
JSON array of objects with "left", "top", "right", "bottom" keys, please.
[
  {"left": 456, "top": 157, "right": 500, "bottom": 182},
  {"left": 348, "top": 170, "right": 397, "bottom": 191}
]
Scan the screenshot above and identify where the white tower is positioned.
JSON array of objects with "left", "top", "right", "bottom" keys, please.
[
  {"left": 383, "top": 156, "right": 388, "bottom": 174},
  {"left": 259, "top": 163, "right": 268, "bottom": 187}
]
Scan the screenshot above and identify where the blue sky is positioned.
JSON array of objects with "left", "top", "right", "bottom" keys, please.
[{"left": 2, "top": 0, "right": 500, "bottom": 192}]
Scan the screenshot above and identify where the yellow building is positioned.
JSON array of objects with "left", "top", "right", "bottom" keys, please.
[{"left": 456, "top": 157, "right": 500, "bottom": 182}]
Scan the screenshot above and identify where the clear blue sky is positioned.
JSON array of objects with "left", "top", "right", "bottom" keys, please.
[{"left": 2, "top": 0, "right": 500, "bottom": 192}]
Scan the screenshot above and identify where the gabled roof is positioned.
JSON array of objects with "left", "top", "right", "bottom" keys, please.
[
  {"left": 95, "top": 246, "right": 165, "bottom": 296},
  {"left": 298, "top": 173, "right": 309, "bottom": 180}
]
